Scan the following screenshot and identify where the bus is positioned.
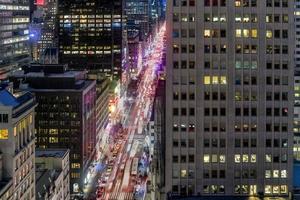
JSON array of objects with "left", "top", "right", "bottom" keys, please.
[
  {"left": 131, "top": 157, "right": 139, "bottom": 176},
  {"left": 121, "top": 159, "right": 132, "bottom": 191}
]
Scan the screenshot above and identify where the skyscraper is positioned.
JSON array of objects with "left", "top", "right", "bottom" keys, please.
[
  {"left": 57, "top": 0, "right": 126, "bottom": 80},
  {"left": 10, "top": 64, "right": 97, "bottom": 194},
  {"left": 125, "top": 0, "right": 151, "bottom": 41},
  {"left": 165, "top": 0, "right": 294, "bottom": 198},
  {"left": 295, "top": 0, "right": 300, "bottom": 70},
  {"left": 0, "top": 87, "right": 36, "bottom": 200},
  {"left": 30, "top": 0, "right": 58, "bottom": 62},
  {"left": 0, "top": 0, "right": 31, "bottom": 79}
]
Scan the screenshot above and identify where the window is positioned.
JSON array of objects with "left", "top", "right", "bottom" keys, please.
[
  {"left": 71, "top": 163, "right": 81, "bottom": 169},
  {"left": 220, "top": 155, "right": 226, "bottom": 163},
  {"left": 235, "top": 0, "right": 241, "bottom": 7},
  {"left": 273, "top": 170, "right": 279, "bottom": 178},
  {"left": 242, "top": 154, "right": 249, "bottom": 163},
  {"left": 49, "top": 137, "right": 58, "bottom": 143},
  {"left": 251, "top": 29, "right": 257, "bottom": 38},
  {"left": 0, "top": 129, "right": 8, "bottom": 139},
  {"left": 235, "top": 154, "right": 241, "bottom": 163},
  {"left": 236, "top": 29, "right": 242, "bottom": 37},
  {"left": 266, "top": 154, "right": 272, "bottom": 162},
  {"left": 212, "top": 154, "right": 218, "bottom": 163},
  {"left": 204, "top": 76, "right": 211, "bottom": 84},
  {"left": 0, "top": 114, "right": 8, "bottom": 123},
  {"left": 265, "top": 170, "right": 271, "bottom": 179},
  {"left": 265, "top": 185, "right": 272, "bottom": 194},
  {"left": 281, "top": 170, "right": 287, "bottom": 178},
  {"left": 204, "top": 154, "right": 210, "bottom": 163},
  {"left": 212, "top": 76, "right": 219, "bottom": 84},
  {"left": 250, "top": 154, "right": 256, "bottom": 163},
  {"left": 204, "top": 30, "right": 211, "bottom": 38},
  {"left": 220, "top": 76, "right": 227, "bottom": 84},
  {"left": 281, "top": 185, "right": 288, "bottom": 194},
  {"left": 266, "top": 30, "right": 272, "bottom": 38},
  {"left": 181, "top": 169, "right": 187, "bottom": 178}
]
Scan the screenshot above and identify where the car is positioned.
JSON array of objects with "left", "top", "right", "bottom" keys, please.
[{"left": 106, "top": 167, "right": 113, "bottom": 173}]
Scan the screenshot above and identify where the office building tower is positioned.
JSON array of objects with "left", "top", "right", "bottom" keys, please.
[
  {"left": 57, "top": 0, "right": 126, "bottom": 80},
  {"left": 0, "top": 87, "right": 37, "bottom": 200},
  {"left": 165, "top": 0, "right": 294, "bottom": 198},
  {"left": 294, "top": 73, "right": 300, "bottom": 161},
  {"left": 125, "top": 0, "right": 150, "bottom": 41},
  {"left": 35, "top": 149, "right": 70, "bottom": 200},
  {"left": 10, "top": 64, "right": 96, "bottom": 194},
  {"left": 0, "top": 0, "right": 31, "bottom": 79},
  {"left": 295, "top": 0, "right": 300, "bottom": 70},
  {"left": 30, "top": 0, "right": 58, "bottom": 62},
  {"left": 147, "top": 75, "right": 166, "bottom": 200},
  {"left": 87, "top": 75, "right": 110, "bottom": 161}
]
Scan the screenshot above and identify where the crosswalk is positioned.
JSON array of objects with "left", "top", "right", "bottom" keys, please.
[{"left": 109, "top": 192, "right": 133, "bottom": 200}]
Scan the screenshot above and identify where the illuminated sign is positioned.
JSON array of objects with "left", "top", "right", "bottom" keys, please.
[{"left": 35, "top": 0, "right": 44, "bottom": 6}]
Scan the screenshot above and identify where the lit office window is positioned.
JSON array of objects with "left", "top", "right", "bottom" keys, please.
[
  {"left": 212, "top": 154, "right": 218, "bottom": 163},
  {"left": 236, "top": 29, "right": 242, "bottom": 37},
  {"left": 212, "top": 76, "right": 219, "bottom": 84},
  {"left": 220, "top": 76, "right": 227, "bottom": 84},
  {"left": 273, "top": 185, "right": 280, "bottom": 194},
  {"left": 219, "top": 155, "right": 226, "bottom": 163},
  {"left": 204, "top": 154, "right": 210, "bottom": 163},
  {"left": 235, "top": 154, "right": 241, "bottom": 163},
  {"left": 281, "top": 170, "right": 287, "bottom": 178},
  {"left": 0, "top": 129, "right": 8, "bottom": 139},
  {"left": 242, "top": 154, "right": 249, "bottom": 163},
  {"left": 251, "top": 29, "right": 258, "bottom": 38},
  {"left": 265, "top": 185, "right": 272, "bottom": 194},
  {"left": 266, "top": 30, "right": 272, "bottom": 38},
  {"left": 204, "top": 76, "right": 211, "bottom": 85},
  {"left": 181, "top": 169, "right": 187, "bottom": 178},
  {"left": 281, "top": 185, "right": 288, "bottom": 194},
  {"left": 273, "top": 170, "right": 279, "bottom": 178},
  {"left": 265, "top": 170, "right": 271, "bottom": 178},
  {"left": 265, "top": 154, "right": 272, "bottom": 162},
  {"left": 243, "top": 29, "right": 250, "bottom": 37}
]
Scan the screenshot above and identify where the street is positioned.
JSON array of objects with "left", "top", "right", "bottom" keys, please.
[{"left": 84, "top": 23, "right": 166, "bottom": 200}]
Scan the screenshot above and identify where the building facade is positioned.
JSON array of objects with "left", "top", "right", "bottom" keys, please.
[
  {"left": 0, "top": 0, "right": 31, "bottom": 79},
  {"left": 0, "top": 87, "right": 36, "bottom": 200},
  {"left": 10, "top": 64, "right": 96, "bottom": 194},
  {"left": 87, "top": 74, "right": 110, "bottom": 161},
  {"left": 57, "top": 0, "right": 126, "bottom": 80},
  {"left": 30, "top": 0, "right": 58, "bottom": 62},
  {"left": 166, "top": 0, "right": 294, "bottom": 198},
  {"left": 295, "top": 73, "right": 300, "bottom": 161},
  {"left": 35, "top": 149, "right": 70, "bottom": 200},
  {"left": 125, "top": 0, "right": 150, "bottom": 41}
]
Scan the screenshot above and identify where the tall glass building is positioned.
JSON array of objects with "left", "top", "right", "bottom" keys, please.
[
  {"left": 58, "top": 0, "right": 126, "bottom": 80},
  {"left": 0, "top": 0, "right": 31, "bottom": 79}
]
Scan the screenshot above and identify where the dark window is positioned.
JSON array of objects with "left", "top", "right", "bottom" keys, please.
[
  {"left": 173, "top": 108, "right": 179, "bottom": 115},
  {"left": 204, "top": 139, "right": 210, "bottom": 147},
  {"left": 266, "top": 139, "right": 272, "bottom": 147},
  {"left": 212, "top": 139, "right": 218, "bottom": 147},
  {"left": 220, "top": 139, "right": 226, "bottom": 148},
  {"left": 234, "top": 138, "right": 241, "bottom": 148}
]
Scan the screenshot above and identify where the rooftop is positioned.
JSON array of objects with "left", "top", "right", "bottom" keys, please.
[
  {"left": 36, "top": 169, "right": 61, "bottom": 200},
  {"left": 0, "top": 89, "right": 34, "bottom": 109},
  {"left": 36, "top": 149, "right": 69, "bottom": 158}
]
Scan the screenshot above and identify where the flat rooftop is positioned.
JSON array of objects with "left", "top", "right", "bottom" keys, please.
[
  {"left": 25, "top": 70, "right": 83, "bottom": 78},
  {"left": 35, "top": 149, "right": 69, "bottom": 158},
  {"left": 0, "top": 89, "right": 34, "bottom": 108}
]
